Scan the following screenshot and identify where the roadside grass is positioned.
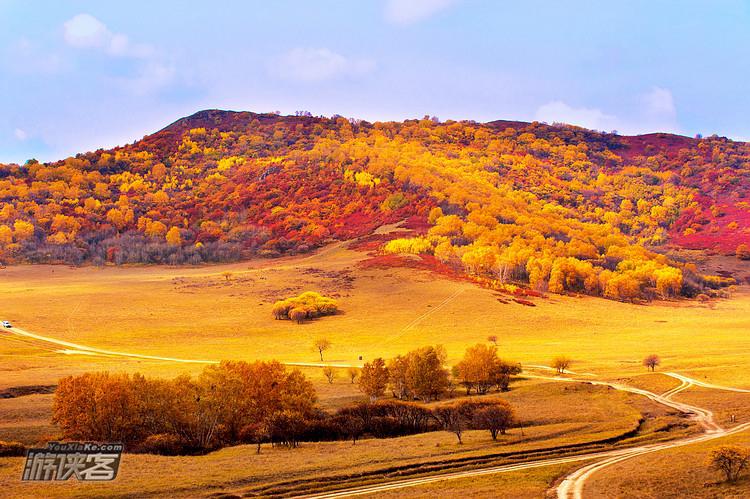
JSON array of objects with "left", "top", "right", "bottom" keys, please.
[
  {"left": 371, "top": 463, "right": 578, "bottom": 499},
  {"left": 585, "top": 428, "right": 750, "bottom": 498},
  {"left": 0, "top": 380, "right": 678, "bottom": 498},
  {"left": 612, "top": 373, "right": 682, "bottom": 395},
  {"left": 670, "top": 387, "right": 750, "bottom": 427}
]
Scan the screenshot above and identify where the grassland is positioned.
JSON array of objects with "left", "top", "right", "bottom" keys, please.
[
  {"left": 0, "top": 380, "right": 685, "bottom": 498},
  {"left": 1, "top": 239, "right": 750, "bottom": 497},
  {"left": 586, "top": 428, "right": 750, "bottom": 498},
  {"left": 1, "top": 240, "right": 750, "bottom": 388},
  {"left": 372, "top": 463, "right": 576, "bottom": 499}
]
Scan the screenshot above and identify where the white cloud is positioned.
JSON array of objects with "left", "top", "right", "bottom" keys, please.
[
  {"left": 119, "top": 61, "right": 176, "bottom": 95},
  {"left": 384, "top": 0, "right": 457, "bottom": 25},
  {"left": 63, "top": 14, "right": 109, "bottom": 48},
  {"left": 63, "top": 13, "right": 153, "bottom": 58},
  {"left": 535, "top": 87, "right": 681, "bottom": 135},
  {"left": 13, "top": 128, "right": 28, "bottom": 141},
  {"left": 641, "top": 86, "right": 676, "bottom": 118},
  {"left": 535, "top": 101, "right": 619, "bottom": 132},
  {"left": 637, "top": 86, "right": 679, "bottom": 133},
  {"left": 271, "top": 48, "right": 375, "bottom": 82},
  {"left": 61, "top": 13, "right": 175, "bottom": 96}
]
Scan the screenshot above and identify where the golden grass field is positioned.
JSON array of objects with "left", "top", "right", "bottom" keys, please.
[
  {"left": 0, "top": 380, "right": 687, "bottom": 498},
  {"left": 587, "top": 428, "right": 750, "bottom": 498},
  {"left": 372, "top": 463, "right": 577, "bottom": 499},
  {"left": 1, "top": 238, "right": 750, "bottom": 497},
  {"left": 1, "top": 241, "right": 749, "bottom": 386}
]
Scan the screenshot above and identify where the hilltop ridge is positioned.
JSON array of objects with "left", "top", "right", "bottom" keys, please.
[{"left": 0, "top": 110, "right": 747, "bottom": 300}]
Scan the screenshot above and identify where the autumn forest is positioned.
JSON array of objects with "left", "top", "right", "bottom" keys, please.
[{"left": 1, "top": 109, "right": 748, "bottom": 301}]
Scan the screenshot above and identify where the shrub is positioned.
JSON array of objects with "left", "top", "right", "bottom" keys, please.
[
  {"left": 271, "top": 292, "right": 338, "bottom": 323},
  {"left": 0, "top": 441, "right": 26, "bottom": 457},
  {"left": 472, "top": 401, "right": 515, "bottom": 440},
  {"left": 135, "top": 434, "right": 190, "bottom": 456},
  {"left": 737, "top": 244, "right": 750, "bottom": 261},
  {"left": 709, "top": 445, "right": 750, "bottom": 482}
]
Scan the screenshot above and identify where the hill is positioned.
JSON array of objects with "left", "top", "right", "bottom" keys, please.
[{"left": 0, "top": 110, "right": 748, "bottom": 300}]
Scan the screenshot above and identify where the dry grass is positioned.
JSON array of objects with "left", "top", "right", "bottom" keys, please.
[
  {"left": 671, "top": 387, "right": 750, "bottom": 427},
  {"left": 586, "top": 429, "right": 750, "bottom": 498},
  {"left": 0, "top": 380, "right": 674, "bottom": 498},
  {"left": 0, "top": 394, "right": 56, "bottom": 446},
  {"left": 612, "top": 373, "right": 682, "bottom": 395},
  {"left": 373, "top": 463, "right": 577, "bottom": 499},
  {"left": 1, "top": 243, "right": 749, "bottom": 389},
  {"left": 1, "top": 242, "right": 749, "bottom": 496}
]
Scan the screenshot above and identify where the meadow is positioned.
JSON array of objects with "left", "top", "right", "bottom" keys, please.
[
  {"left": 1, "top": 239, "right": 749, "bottom": 497},
  {"left": 0, "top": 379, "right": 684, "bottom": 498},
  {"left": 1, "top": 240, "right": 749, "bottom": 388},
  {"left": 586, "top": 429, "right": 750, "bottom": 497}
]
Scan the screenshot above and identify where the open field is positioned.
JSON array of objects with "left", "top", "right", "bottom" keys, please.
[
  {"left": 1, "top": 240, "right": 750, "bottom": 389},
  {"left": 586, "top": 426, "right": 750, "bottom": 498},
  {"left": 1, "top": 240, "right": 750, "bottom": 497},
  {"left": 371, "top": 464, "right": 575, "bottom": 499},
  {"left": 0, "top": 380, "right": 687, "bottom": 498}
]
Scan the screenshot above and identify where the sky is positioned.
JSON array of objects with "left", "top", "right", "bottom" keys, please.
[{"left": 2, "top": 0, "right": 750, "bottom": 163}]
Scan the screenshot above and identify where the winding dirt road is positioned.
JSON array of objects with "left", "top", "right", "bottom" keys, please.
[
  {"left": 665, "top": 371, "right": 750, "bottom": 393},
  {"left": 3, "top": 325, "right": 749, "bottom": 498},
  {"left": 2, "top": 327, "right": 220, "bottom": 364},
  {"left": 1, "top": 327, "right": 363, "bottom": 368},
  {"left": 554, "top": 372, "right": 749, "bottom": 498}
]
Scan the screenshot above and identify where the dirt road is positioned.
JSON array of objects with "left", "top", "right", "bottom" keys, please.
[{"left": 3, "top": 325, "right": 748, "bottom": 498}]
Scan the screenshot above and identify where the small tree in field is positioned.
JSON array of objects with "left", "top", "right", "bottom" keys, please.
[
  {"left": 553, "top": 356, "right": 572, "bottom": 374},
  {"left": 492, "top": 361, "right": 522, "bottom": 392},
  {"left": 314, "top": 338, "right": 331, "bottom": 362},
  {"left": 433, "top": 404, "right": 467, "bottom": 444},
  {"left": 322, "top": 366, "right": 335, "bottom": 384},
  {"left": 338, "top": 414, "right": 365, "bottom": 445},
  {"left": 709, "top": 445, "right": 750, "bottom": 482},
  {"left": 472, "top": 401, "right": 515, "bottom": 440},
  {"left": 643, "top": 354, "right": 661, "bottom": 372},
  {"left": 454, "top": 344, "right": 520, "bottom": 395},
  {"left": 347, "top": 367, "right": 359, "bottom": 384}
]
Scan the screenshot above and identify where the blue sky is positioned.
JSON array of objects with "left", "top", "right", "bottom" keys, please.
[{"left": 2, "top": 0, "right": 750, "bottom": 163}]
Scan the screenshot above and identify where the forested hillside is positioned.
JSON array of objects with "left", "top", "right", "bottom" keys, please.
[{"left": 1, "top": 109, "right": 748, "bottom": 300}]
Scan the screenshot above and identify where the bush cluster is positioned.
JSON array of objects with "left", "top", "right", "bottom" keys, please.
[{"left": 272, "top": 292, "right": 338, "bottom": 323}]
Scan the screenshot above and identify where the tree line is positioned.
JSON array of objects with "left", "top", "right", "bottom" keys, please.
[
  {"left": 52, "top": 344, "right": 523, "bottom": 454},
  {"left": 358, "top": 344, "right": 522, "bottom": 402}
]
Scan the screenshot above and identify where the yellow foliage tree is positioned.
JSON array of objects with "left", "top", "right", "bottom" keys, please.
[{"left": 166, "top": 226, "right": 182, "bottom": 246}]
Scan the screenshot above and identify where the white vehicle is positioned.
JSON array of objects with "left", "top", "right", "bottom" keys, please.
[{"left": 2, "top": 321, "right": 12, "bottom": 328}]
